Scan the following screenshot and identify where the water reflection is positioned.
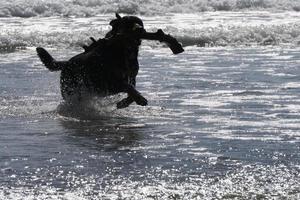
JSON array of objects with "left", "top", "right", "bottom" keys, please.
[
  {"left": 57, "top": 102, "right": 146, "bottom": 152},
  {"left": 59, "top": 118, "right": 143, "bottom": 151}
]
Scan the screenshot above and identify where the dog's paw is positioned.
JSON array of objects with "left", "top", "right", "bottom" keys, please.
[{"left": 135, "top": 95, "right": 148, "bottom": 106}]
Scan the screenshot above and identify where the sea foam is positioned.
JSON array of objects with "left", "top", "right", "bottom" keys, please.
[
  {"left": 0, "top": 0, "right": 299, "bottom": 17},
  {"left": 0, "top": 11, "right": 299, "bottom": 50}
]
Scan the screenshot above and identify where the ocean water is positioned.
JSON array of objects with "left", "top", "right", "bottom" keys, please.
[{"left": 1, "top": 1, "right": 300, "bottom": 199}]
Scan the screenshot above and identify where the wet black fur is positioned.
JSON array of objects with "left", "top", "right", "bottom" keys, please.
[{"left": 37, "top": 14, "right": 147, "bottom": 109}]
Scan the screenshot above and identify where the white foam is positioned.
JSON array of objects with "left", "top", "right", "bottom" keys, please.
[
  {"left": 0, "top": 0, "right": 300, "bottom": 17},
  {"left": 0, "top": 11, "right": 299, "bottom": 51}
]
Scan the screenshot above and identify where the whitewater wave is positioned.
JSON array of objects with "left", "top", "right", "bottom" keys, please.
[
  {"left": 0, "top": 20, "right": 299, "bottom": 50},
  {"left": 0, "top": 0, "right": 299, "bottom": 17},
  {"left": 176, "top": 23, "right": 300, "bottom": 47},
  {"left": 0, "top": 11, "right": 299, "bottom": 51}
]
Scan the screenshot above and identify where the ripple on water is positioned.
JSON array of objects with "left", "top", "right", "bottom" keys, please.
[
  {"left": 0, "top": 164, "right": 299, "bottom": 199},
  {"left": 1, "top": 45, "right": 300, "bottom": 199}
]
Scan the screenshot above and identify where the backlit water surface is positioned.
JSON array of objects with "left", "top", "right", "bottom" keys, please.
[{"left": 0, "top": 14, "right": 300, "bottom": 199}]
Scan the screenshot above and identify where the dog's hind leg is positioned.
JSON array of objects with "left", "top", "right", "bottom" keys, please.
[{"left": 36, "top": 47, "right": 69, "bottom": 71}]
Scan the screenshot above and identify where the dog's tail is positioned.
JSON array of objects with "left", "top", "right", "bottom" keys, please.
[{"left": 36, "top": 47, "right": 62, "bottom": 71}]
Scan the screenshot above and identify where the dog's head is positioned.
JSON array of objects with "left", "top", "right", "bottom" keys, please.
[{"left": 108, "top": 13, "right": 145, "bottom": 36}]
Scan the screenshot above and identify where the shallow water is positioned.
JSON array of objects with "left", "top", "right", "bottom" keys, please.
[
  {"left": 1, "top": 45, "right": 300, "bottom": 199},
  {"left": 1, "top": 4, "right": 300, "bottom": 198}
]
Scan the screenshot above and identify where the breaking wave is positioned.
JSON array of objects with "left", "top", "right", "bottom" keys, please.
[
  {"left": 176, "top": 23, "right": 300, "bottom": 47},
  {"left": 0, "top": 19, "right": 299, "bottom": 50},
  {"left": 0, "top": 0, "right": 299, "bottom": 17}
]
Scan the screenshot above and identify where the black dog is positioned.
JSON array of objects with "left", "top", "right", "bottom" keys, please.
[{"left": 37, "top": 13, "right": 183, "bottom": 109}]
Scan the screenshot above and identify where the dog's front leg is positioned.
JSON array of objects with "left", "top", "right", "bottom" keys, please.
[
  {"left": 121, "top": 83, "right": 147, "bottom": 107},
  {"left": 117, "top": 96, "right": 134, "bottom": 109}
]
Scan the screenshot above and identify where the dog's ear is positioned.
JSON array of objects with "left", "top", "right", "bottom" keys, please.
[
  {"left": 116, "top": 13, "right": 122, "bottom": 20},
  {"left": 110, "top": 13, "right": 122, "bottom": 27},
  {"left": 109, "top": 19, "right": 117, "bottom": 26}
]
